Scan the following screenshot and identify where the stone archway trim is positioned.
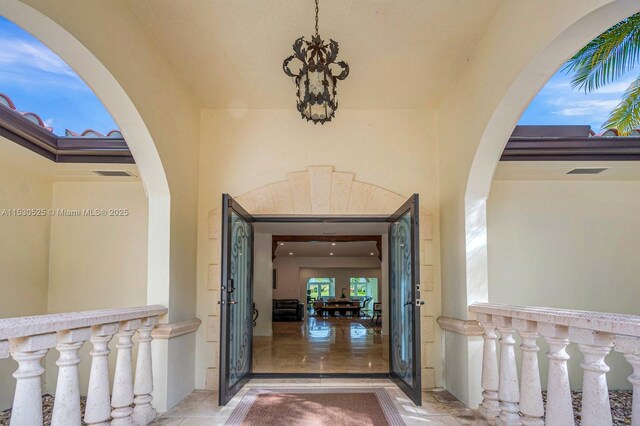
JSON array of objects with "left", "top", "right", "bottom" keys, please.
[{"left": 202, "top": 166, "right": 437, "bottom": 390}]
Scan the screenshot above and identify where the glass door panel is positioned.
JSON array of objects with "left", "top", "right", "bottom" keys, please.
[
  {"left": 388, "top": 194, "right": 421, "bottom": 405},
  {"left": 219, "top": 194, "right": 254, "bottom": 405}
]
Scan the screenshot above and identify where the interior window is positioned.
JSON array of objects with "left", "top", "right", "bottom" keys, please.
[
  {"left": 349, "top": 278, "right": 379, "bottom": 302},
  {"left": 307, "top": 278, "right": 335, "bottom": 299}
]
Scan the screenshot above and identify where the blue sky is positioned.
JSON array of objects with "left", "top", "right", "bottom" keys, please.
[
  {"left": 518, "top": 64, "right": 640, "bottom": 132},
  {"left": 0, "top": 16, "right": 118, "bottom": 135}
]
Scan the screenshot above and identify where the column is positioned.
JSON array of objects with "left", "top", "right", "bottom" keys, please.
[
  {"left": 51, "top": 327, "right": 90, "bottom": 426},
  {"left": 615, "top": 336, "right": 640, "bottom": 426},
  {"left": 495, "top": 316, "right": 521, "bottom": 426},
  {"left": 9, "top": 333, "right": 56, "bottom": 426},
  {"left": 571, "top": 328, "right": 613, "bottom": 426},
  {"left": 85, "top": 323, "right": 118, "bottom": 426},
  {"left": 477, "top": 313, "right": 500, "bottom": 420},
  {"left": 539, "top": 323, "right": 574, "bottom": 426},
  {"left": 514, "top": 319, "right": 543, "bottom": 426},
  {"left": 132, "top": 316, "right": 159, "bottom": 425},
  {"left": 111, "top": 319, "right": 141, "bottom": 426}
]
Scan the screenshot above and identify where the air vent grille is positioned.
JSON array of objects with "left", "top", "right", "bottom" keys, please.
[
  {"left": 566, "top": 168, "right": 608, "bottom": 175},
  {"left": 93, "top": 170, "right": 133, "bottom": 177}
]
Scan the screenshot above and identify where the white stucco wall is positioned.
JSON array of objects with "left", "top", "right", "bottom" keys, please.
[
  {"left": 273, "top": 257, "right": 382, "bottom": 301},
  {"left": 47, "top": 181, "right": 148, "bottom": 312},
  {"left": 487, "top": 179, "right": 640, "bottom": 390},
  {"left": 44, "top": 180, "right": 149, "bottom": 397},
  {"left": 0, "top": 159, "right": 52, "bottom": 410}
]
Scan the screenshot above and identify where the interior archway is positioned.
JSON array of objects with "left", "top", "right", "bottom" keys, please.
[{"left": 0, "top": 0, "right": 171, "bottom": 309}]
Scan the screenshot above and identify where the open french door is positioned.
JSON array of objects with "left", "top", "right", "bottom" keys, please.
[
  {"left": 219, "top": 194, "right": 255, "bottom": 405},
  {"left": 387, "top": 194, "right": 422, "bottom": 406}
]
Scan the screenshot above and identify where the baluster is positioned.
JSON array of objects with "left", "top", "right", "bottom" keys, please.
[
  {"left": 615, "top": 336, "right": 640, "bottom": 426},
  {"left": 85, "top": 323, "right": 118, "bottom": 426},
  {"left": 495, "top": 316, "right": 521, "bottom": 425},
  {"left": 9, "top": 333, "right": 56, "bottom": 426},
  {"left": 111, "top": 319, "right": 141, "bottom": 426},
  {"left": 539, "top": 323, "right": 574, "bottom": 425},
  {"left": 51, "top": 328, "right": 90, "bottom": 426},
  {"left": 477, "top": 313, "right": 500, "bottom": 420},
  {"left": 132, "top": 316, "right": 159, "bottom": 425},
  {"left": 570, "top": 328, "right": 614, "bottom": 426},
  {"left": 513, "top": 319, "right": 543, "bottom": 426}
]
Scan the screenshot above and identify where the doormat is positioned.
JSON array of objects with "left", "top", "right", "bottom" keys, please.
[{"left": 225, "top": 387, "right": 405, "bottom": 426}]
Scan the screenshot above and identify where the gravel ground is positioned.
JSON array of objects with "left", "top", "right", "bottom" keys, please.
[
  {"left": 542, "top": 390, "right": 633, "bottom": 425},
  {"left": 0, "top": 395, "right": 86, "bottom": 426}
]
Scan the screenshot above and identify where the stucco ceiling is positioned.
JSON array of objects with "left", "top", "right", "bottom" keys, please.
[
  {"left": 126, "top": 0, "right": 503, "bottom": 109},
  {"left": 254, "top": 222, "right": 387, "bottom": 235},
  {"left": 275, "top": 241, "right": 380, "bottom": 258}
]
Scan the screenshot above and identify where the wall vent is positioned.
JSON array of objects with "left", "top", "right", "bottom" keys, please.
[
  {"left": 566, "top": 168, "right": 608, "bottom": 175},
  {"left": 93, "top": 170, "right": 134, "bottom": 177}
]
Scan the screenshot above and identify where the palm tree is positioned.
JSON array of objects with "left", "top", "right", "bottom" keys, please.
[{"left": 563, "top": 13, "right": 640, "bottom": 135}]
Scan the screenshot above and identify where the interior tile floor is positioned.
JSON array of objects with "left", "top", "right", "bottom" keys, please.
[
  {"left": 149, "top": 379, "right": 490, "bottom": 425},
  {"left": 253, "top": 316, "right": 388, "bottom": 373}
]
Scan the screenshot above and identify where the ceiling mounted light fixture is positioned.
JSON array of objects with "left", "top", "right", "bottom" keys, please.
[{"left": 283, "top": 0, "right": 349, "bottom": 124}]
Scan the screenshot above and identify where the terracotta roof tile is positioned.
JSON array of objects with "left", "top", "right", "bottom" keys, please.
[{"left": 0, "top": 93, "right": 120, "bottom": 138}]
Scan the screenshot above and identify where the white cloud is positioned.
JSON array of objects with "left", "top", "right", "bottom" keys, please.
[
  {"left": 554, "top": 99, "right": 620, "bottom": 116},
  {"left": 593, "top": 79, "right": 636, "bottom": 94},
  {"left": 0, "top": 36, "right": 87, "bottom": 91}
]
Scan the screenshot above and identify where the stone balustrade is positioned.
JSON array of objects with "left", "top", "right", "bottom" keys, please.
[
  {"left": 469, "top": 303, "right": 640, "bottom": 426},
  {"left": 0, "top": 305, "right": 167, "bottom": 426}
]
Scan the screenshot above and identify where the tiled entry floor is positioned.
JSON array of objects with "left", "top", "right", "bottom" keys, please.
[{"left": 149, "top": 379, "right": 490, "bottom": 425}]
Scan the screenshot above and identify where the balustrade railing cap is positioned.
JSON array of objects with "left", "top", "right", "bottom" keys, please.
[
  {"left": 0, "top": 305, "right": 168, "bottom": 340},
  {"left": 469, "top": 303, "right": 640, "bottom": 338}
]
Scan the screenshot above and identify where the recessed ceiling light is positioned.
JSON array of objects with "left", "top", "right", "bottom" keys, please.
[
  {"left": 329, "top": 253, "right": 334, "bottom": 256},
  {"left": 289, "top": 252, "right": 293, "bottom": 255},
  {"left": 370, "top": 253, "right": 374, "bottom": 255},
  {"left": 331, "top": 243, "right": 336, "bottom": 246},
  {"left": 280, "top": 242, "right": 285, "bottom": 246}
]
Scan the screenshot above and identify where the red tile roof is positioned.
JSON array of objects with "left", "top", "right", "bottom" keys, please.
[{"left": 0, "top": 93, "right": 120, "bottom": 138}]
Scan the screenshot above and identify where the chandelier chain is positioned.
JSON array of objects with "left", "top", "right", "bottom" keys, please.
[{"left": 315, "top": 0, "right": 319, "bottom": 36}]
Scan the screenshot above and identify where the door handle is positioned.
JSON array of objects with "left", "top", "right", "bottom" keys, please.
[
  {"left": 415, "top": 299, "right": 425, "bottom": 306},
  {"left": 227, "top": 278, "right": 235, "bottom": 293},
  {"left": 228, "top": 300, "right": 238, "bottom": 305}
]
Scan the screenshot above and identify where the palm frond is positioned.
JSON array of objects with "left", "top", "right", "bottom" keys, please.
[
  {"left": 563, "top": 13, "right": 640, "bottom": 92},
  {"left": 602, "top": 75, "right": 640, "bottom": 135}
]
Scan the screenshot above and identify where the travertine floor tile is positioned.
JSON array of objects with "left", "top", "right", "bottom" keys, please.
[{"left": 253, "top": 316, "right": 388, "bottom": 374}]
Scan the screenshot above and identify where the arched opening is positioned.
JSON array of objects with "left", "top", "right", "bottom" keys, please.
[
  {"left": 0, "top": 0, "right": 172, "bottom": 411},
  {"left": 462, "top": 0, "right": 640, "bottom": 409},
  {"left": 0, "top": 0, "right": 171, "bottom": 312},
  {"left": 464, "top": 0, "right": 640, "bottom": 315}
]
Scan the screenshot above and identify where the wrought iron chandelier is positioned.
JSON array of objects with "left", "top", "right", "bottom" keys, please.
[{"left": 283, "top": 0, "right": 349, "bottom": 124}]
